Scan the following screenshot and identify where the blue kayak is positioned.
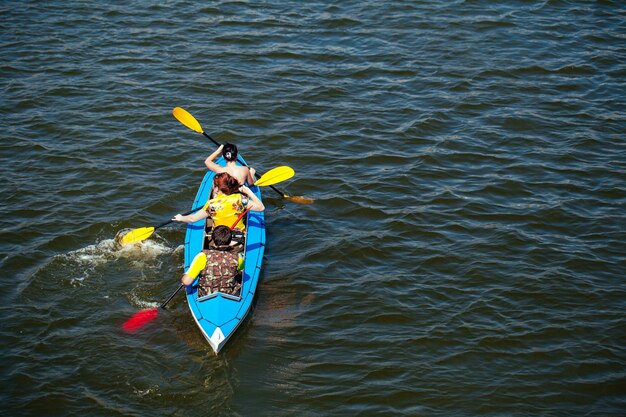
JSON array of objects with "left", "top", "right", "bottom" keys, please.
[{"left": 183, "top": 156, "right": 265, "bottom": 353}]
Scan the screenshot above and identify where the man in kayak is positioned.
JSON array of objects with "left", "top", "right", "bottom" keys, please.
[
  {"left": 205, "top": 143, "right": 256, "bottom": 186},
  {"left": 172, "top": 172, "right": 264, "bottom": 230},
  {"left": 181, "top": 226, "right": 242, "bottom": 296}
]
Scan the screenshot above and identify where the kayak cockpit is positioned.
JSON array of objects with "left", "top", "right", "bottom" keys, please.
[
  {"left": 184, "top": 163, "right": 265, "bottom": 354},
  {"left": 194, "top": 214, "right": 248, "bottom": 302}
]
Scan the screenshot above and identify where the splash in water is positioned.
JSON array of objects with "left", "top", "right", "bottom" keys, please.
[
  {"left": 66, "top": 236, "right": 172, "bottom": 264},
  {"left": 53, "top": 235, "right": 175, "bottom": 287}
]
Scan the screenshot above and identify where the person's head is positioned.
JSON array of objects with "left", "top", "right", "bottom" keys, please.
[
  {"left": 212, "top": 225, "right": 232, "bottom": 247},
  {"left": 222, "top": 143, "right": 238, "bottom": 162},
  {"left": 213, "top": 172, "right": 239, "bottom": 195}
]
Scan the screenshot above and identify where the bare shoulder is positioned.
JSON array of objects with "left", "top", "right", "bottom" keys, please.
[
  {"left": 224, "top": 166, "right": 246, "bottom": 184},
  {"left": 232, "top": 165, "right": 250, "bottom": 176}
]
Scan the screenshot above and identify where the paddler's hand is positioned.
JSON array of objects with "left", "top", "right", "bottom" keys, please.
[
  {"left": 239, "top": 184, "right": 264, "bottom": 212},
  {"left": 172, "top": 214, "right": 184, "bottom": 222},
  {"left": 239, "top": 185, "right": 252, "bottom": 196},
  {"left": 249, "top": 167, "right": 256, "bottom": 178}
]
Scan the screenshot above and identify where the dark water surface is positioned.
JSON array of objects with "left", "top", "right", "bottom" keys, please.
[{"left": 1, "top": 1, "right": 625, "bottom": 415}]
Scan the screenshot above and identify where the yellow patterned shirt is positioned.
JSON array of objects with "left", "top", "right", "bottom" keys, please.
[{"left": 203, "top": 192, "right": 248, "bottom": 230}]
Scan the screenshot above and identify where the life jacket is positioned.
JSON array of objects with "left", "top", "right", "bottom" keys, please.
[
  {"left": 203, "top": 192, "right": 247, "bottom": 230},
  {"left": 197, "top": 249, "right": 241, "bottom": 297}
]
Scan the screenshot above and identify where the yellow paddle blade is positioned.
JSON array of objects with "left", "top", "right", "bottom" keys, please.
[
  {"left": 119, "top": 227, "right": 155, "bottom": 246},
  {"left": 284, "top": 195, "right": 315, "bottom": 204},
  {"left": 254, "top": 166, "right": 295, "bottom": 187},
  {"left": 172, "top": 107, "right": 203, "bottom": 134}
]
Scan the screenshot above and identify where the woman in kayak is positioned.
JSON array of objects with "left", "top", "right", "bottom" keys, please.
[
  {"left": 172, "top": 172, "right": 264, "bottom": 229},
  {"left": 205, "top": 143, "right": 255, "bottom": 186}
]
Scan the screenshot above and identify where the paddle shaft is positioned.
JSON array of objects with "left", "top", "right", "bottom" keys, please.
[
  {"left": 201, "top": 131, "right": 288, "bottom": 198},
  {"left": 230, "top": 207, "right": 251, "bottom": 230},
  {"left": 161, "top": 284, "right": 184, "bottom": 309},
  {"left": 154, "top": 205, "right": 203, "bottom": 229}
]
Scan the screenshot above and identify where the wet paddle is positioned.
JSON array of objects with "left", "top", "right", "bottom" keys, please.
[
  {"left": 119, "top": 166, "right": 293, "bottom": 246},
  {"left": 173, "top": 106, "right": 313, "bottom": 204},
  {"left": 122, "top": 252, "right": 207, "bottom": 333},
  {"left": 119, "top": 206, "right": 203, "bottom": 246}
]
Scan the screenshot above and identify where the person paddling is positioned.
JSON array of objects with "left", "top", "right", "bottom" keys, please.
[
  {"left": 172, "top": 172, "right": 264, "bottom": 230},
  {"left": 180, "top": 226, "right": 242, "bottom": 297},
  {"left": 205, "top": 143, "right": 255, "bottom": 186}
]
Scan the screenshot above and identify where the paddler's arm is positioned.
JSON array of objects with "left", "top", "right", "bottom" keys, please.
[
  {"left": 172, "top": 209, "right": 209, "bottom": 223},
  {"left": 181, "top": 252, "right": 207, "bottom": 286},
  {"left": 204, "top": 145, "right": 227, "bottom": 173},
  {"left": 239, "top": 185, "right": 265, "bottom": 212},
  {"left": 245, "top": 167, "right": 255, "bottom": 186}
]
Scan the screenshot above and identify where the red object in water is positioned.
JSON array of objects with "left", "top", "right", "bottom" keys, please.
[{"left": 122, "top": 308, "right": 158, "bottom": 332}]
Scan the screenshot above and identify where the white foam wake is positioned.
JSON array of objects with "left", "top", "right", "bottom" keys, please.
[
  {"left": 66, "top": 238, "right": 173, "bottom": 264},
  {"left": 57, "top": 236, "right": 176, "bottom": 286}
]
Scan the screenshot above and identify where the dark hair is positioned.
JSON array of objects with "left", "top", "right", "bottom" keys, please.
[
  {"left": 222, "top": 143, "right": 238, "bottom": 162},
  {"left": 213, "top": 172, "right": 239, "bottom": 195},
  {"left": 212, "top": 225, "right": 232, "bottom": 246}
]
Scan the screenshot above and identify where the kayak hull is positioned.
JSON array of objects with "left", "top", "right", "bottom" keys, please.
[{"left": 184, "top": 156, "right": 265, "bottom": 353}]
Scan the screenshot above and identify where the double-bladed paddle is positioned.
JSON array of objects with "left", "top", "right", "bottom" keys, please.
[
  {"left": 119, "top": 165, "right": 294, "bottom": 246},
  {"left": 119, "top": 206, "right": 202, "bottom": 246},
  {"left": 122, "top": 252, "right": 207, "bottom": 333},
  {"left": 173, "top": 107, "right": 313, "bottom": 204}
]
